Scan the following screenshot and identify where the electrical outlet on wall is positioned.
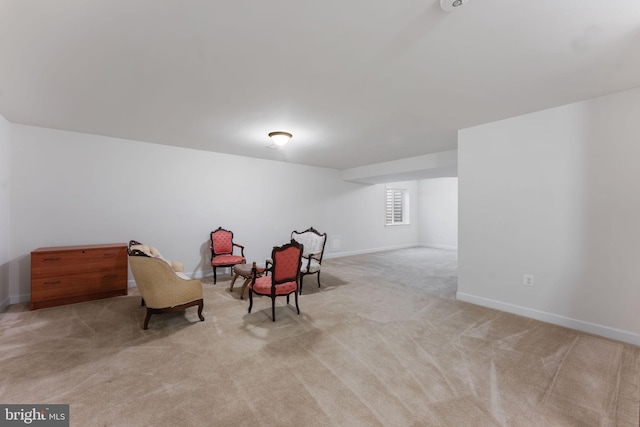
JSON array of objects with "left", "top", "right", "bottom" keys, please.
[{"left": 523, "top": 274, "right": 534, "bottom": 286}]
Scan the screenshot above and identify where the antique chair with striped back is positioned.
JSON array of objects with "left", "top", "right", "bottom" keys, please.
[
  {"left": 290, "top": 226, "right": 327, "bottom": 294},
  {"left": 209, "top": 227, "right": 246, "bottom": 284},
  {"left": 247, "top": 240, "right": 303, "bottom": 322}
]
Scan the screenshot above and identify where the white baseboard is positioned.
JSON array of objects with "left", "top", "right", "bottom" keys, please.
[
  {"left": 419, "top": 243, "right": 457, "bottom": 251},
  {"left": 456, "top": 292, "right": 640, "bottom": 347},
  {"left": 324, "top": 244, "right": 416, "bottom": 259},
  {"left": 0, "top": 295, "right": 9, "bottom": 313},
  {"left": 190, "top": 270, "right": 210, "bottom": 279},
  {"left": 9, "top": 293, "right": 30, "bottom": 305}
]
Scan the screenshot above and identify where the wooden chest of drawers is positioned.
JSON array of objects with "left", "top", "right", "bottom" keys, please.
[{"left": 31, "top": 243, "right": 128, "bottom": 310}]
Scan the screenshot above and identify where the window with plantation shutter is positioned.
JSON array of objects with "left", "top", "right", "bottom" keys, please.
[{"left": 385, "top": 188, "right": 407, "bottom": 225}]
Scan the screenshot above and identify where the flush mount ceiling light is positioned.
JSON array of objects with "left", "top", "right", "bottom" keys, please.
[
  {"left": 268, "top": 131, "right": 293, "bottom": 146},
  {"left": 440, "top": 0, "right": 469, "bottom": 12}
]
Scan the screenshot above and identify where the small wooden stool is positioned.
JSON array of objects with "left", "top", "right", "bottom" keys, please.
[{"left": 229, "top": 263, "right": 265, "bottom": 299}]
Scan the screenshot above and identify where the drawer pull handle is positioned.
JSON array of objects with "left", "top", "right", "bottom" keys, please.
[
  {"left": 43, "top": 257, "right": 62, "bottom": 261},
  {"left": 103, "top": 274, "right": 118, "bottom": 279},
  {"left": 43, "top": 280, "right": 61, "bottom": 285}
]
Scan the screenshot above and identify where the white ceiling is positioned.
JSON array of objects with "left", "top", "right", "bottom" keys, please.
[{"left": 1, "top": 0, "right": 639, "bottom": 171}]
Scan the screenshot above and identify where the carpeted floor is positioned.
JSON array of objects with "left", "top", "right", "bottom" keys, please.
[{"left": 1, "top": 247, "right": 638, "bottom": 426}]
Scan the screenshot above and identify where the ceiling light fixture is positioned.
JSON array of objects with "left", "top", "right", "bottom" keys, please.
[
  {"left": 440, "top": 0, "right": 469, "bottom": 12},
  {"left": 268, "top": 131, "right": 293, "bottom": 146}
]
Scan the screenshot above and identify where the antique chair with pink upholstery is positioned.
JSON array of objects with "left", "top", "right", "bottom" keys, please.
[
  {"left": 248, "top": 240, "right": 303, "bottom": 322},
  {"left": 209, "top": 227, "right": 246, "bottom": 284},
  {"left": 290, "top": 226, "right": 327, "bottom": 294}
]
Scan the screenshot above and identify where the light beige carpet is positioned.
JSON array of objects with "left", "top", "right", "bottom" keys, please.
[{"left": 0, "top": 247, "right": 638, "bottom": 426}]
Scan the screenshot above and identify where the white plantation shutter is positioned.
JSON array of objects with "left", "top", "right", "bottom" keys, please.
[{"left": 385, "top": 188, "right": 405, "bottom": 225}]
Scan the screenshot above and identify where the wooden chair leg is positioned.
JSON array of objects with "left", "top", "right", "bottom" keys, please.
[
  {"left": 294, "top": 290, "right": 300, "bottom": 315},
  {"left": 248, "top": 289, "right": 253, "bottom": 313},
  {"left": 143, "top": 309, "right": 152, "bottom": 330},
  {"left": 271, "top": 297, "right": 276, "bottom": 322},
  {"left": 317, "top": 271, "right": 321, "bottom": 287},
  {"left": 299, "top": 274, "right": 305, "bottom": 295},
  {"left": 141, "top": 297, "right": 145, "bottom": 306},
  {"left": 240, "top": 278, "right": 251, "bottom": 300},
  {"left": 229, "top": 272, "right": 239, "bottom": 291},
  {"left": 213, "top": 267, "right": 217, "bottom": 284},
  {"left": 141, "top": 300, "right": 204, "bottom": 330},
  {"left": 197, "top": 300, "right": 204, "bottom": 321}
]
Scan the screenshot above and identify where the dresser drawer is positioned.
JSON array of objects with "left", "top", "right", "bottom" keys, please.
[
  {"left": 31, "top": 247, "right": 127, "bottom": 278},
  {"left": 31, "top": 276, "right": 74, "bottom": 301},
  {"left": 31, "top": 270, "right": 127, "bottom": 302}
]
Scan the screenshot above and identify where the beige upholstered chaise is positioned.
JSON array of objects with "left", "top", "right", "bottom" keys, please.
[{"left": 128, "top": 241, "right": 204, "bottom": 330}]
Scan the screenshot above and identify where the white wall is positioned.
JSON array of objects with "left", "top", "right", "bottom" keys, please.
[
  {"left": 0, "top": 114, "right": 10, "bottom": 311},
  {"left": 418, "top": 178, "right": 458, "bottom": 250},
  {"left": 324, "top": 180, "right": 419, "bottom": 254},
  {"left": 8, "top": 124, "right": 419, "bottom": 302},
  {"left": 458, "top": 87, "right": 640, "bottom": 345}
]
